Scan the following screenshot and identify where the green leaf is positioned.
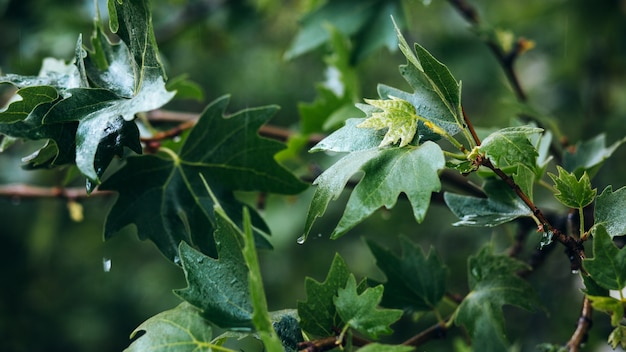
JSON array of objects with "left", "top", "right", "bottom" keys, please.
[
  {"left": 0, "top": 86, "right": 58, "bottom": 123},
  {"left": 594, "top": 186, "right": 626, "bottom": 238},
  {"left": 356, "top": 343, "right": 414, "bottom": 352},
  {"left": 455, "top": 246, "right": 540, "bottom": 351},
  {"left": 583, "top": 226, "right": 626, "bottom": 291},
  {"left": 513, "top": 164, "right": 535, "bottom": 202},
  {"left": 609, "top": 325, "right": 626, "bottom": 349},
  {"left": 367, "top": 237, "right": 448, "bottom": 312},
  {"left": 0, "top": 57, "right": 82, "bottom": 91},
  {"left": 125, "top": 303, "right": 214, "bottom": 352},
  {"left": 335, "top": 275, "right": 403, "bottom": 339},
  {"left": 298, "top": 254, "right": 351, "bottom": 337},
  {"left": 174, "top": 215, "right": 253, "bottom": 330},
  {"left": 548, "top": 166, "right": 596, "bottom": 209},
  {"left": 240, "top": 207, "right": 283, "bottom": 352},
  {"left": 563, "top": 134, "right": 626, "bottom": 178},
  {"left": 444, "top": 179, "right": 532, "bottom": 227},
  {"left": 479, "top": 126, "right": 543, "bottom": 170},
  {"left": 101, "top": 96, "right": 306, "bottom": 261},
  {"left": 304, "top": 141, "right": 444, "bottom": 240},
  {"left": 357, "top": 96, "right": 419, "bottom": 148},
  {"left": 270, "top": 312, "right": 304, "bottom": 352},
  {"left": 587, "top": 295, "right": 625, "bottom": 327}
]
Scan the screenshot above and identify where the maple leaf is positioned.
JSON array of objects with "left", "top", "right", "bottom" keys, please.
[
  {"left": 594, "top": 186, "right": 626, "bottom": 238},
  {"left": 548, "top": 165, "right": 596, "bottom": 209},
  {"left": 479, "top": 126, "right": 543, "bottom": 170},
  {"left": 455, "top": 246, "right": 541, "bottom": 351},
  {"left": 297, "top": 254, "right": 352, "bottom": 337},
  {"left": 356, "top": 96, "right": 419, "bottom": 147},
  {"left": 583, "top": 226, "right": 626, "bottom": 291},
  {"left": 334, "top": 275, "right": 403, "bottom": 339},
  {"left": 304, "top": 141, "right": 445, "bottom": 240},
  {"left": 368, "top": 237, "right": 448, "bottom": 312},
  {"left": 101, "top": 96, "right": 307, "bottom": 261}
]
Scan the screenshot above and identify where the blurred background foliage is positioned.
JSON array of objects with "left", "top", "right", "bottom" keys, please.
[{"left": 1, "top": 0, "right": 625, "bottom": 351}]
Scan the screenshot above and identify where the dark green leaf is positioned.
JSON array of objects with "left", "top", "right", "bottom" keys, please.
[
  {"left": 298, "top": 254, "right": 351, "bottom": 337},
  {"left": 270, "top": 312, "right": 304, "bottom": 352},
  {"left": 548, "top": 166, "right": 596, "bottom": 209},
  {"left": 583, "top": 226, "right": 626, "bottom": 291},
  {"left": 174, "top": 214, "right": 253, "bottom": 330},
  {"left": 594, "top": 186, "right": 626, "bottom": 238},
  {"left": 368, "top": 237, "right": 448, "bottom": 311},
  {"left": 102, "top": 96, "right": 306, "bottom": 261},
  {"left": 304, "top": 141, "right": 444, "bottom": 240},
  {"left": 587, "top": 295, "right": 625, "bottom": 327},
  {"left": 455, "top": 246, "right": 540, "bottom": 351},
  {"left": 444, "top": 179, "right": 532, "bottom": 227},
  {"left": 479, "top": 126, "right": 543, "bottom": 170},
  {"left": 0, "top": 86, "right": 58, "bottom": 123},
  {"left": 582, "top": 275, "right": 609, "bottom": 297},
  {"left": 125, "top": 303, "right": 213, "bottom": 352},
  {"left": 563, "top": 134, "right": 626, "bottom": 178},
  {"left": 334, "top": 275, "right": 403, "bottom": 339}
]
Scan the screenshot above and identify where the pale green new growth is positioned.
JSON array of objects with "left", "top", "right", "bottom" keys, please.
[{"left": 357, "top": 96, "right": 419, "bottom": 147}]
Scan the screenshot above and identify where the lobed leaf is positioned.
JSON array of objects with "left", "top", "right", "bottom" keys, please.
[
  {"left": 587, "top": 295, "right": 625, "bottom": 327},
  {"left": 297, "top": 254, "right": 351, "bottom": 337},
  {"left": 563, "top": 134, "right": 626, "bottom": 178},
  {"left": 455, "top": 246, "right": 541, "bottom": 351},
  {"left": 357, "top": 96, "right": 419, "bottom": 148},
  {"left": 334, "top": 275, "right": 403, "bottom": 340},
  {"left": 125, "top": 303, "right": 214, "bottom": 352},
  {"left": 548, "top": 166, "right": 596, "bottom": 209},
  {"left": 367, "top": 237, "right": 448, "bottom": 312},
  {"left": 583, "top": 226, "right": 626, "bottom": 291},
  {"left": 102, "top": 96, "right": 305, "bottom": 261}
]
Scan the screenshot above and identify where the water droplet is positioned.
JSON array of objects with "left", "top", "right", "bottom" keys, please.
[
  {"left": 196, "top": 257, "right": 204, "bottom": 264},
  {"left": 174, "top": 256, "right": 181, "bottom": 265},
  {"left": 296, "top": 235, "right": 306, "bottom": 244},
  {"left": 173, "top": 136, "right": 182, "bottom": 143},
  {"left": 230, "top": 278, "right": 237, "bottom": 284},
  {"left": 571, "top": 270, "right": 579, "bottom": 275},
  {"left": 102, "top": 257, "right": 112, "bottom": 273},
  {"left": 317, "top": 233, "right": 322, "bottom": 238}
]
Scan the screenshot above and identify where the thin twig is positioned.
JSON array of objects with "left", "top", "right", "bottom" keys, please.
[
  {"left": 0, "top": 184, "right": 113, "bottom": 199},
  {"left": 566, "top": 297, "right": 593, "bottom": 351},
  {"left": 402, "top": 322, "right": 447, "bottom": 347}
]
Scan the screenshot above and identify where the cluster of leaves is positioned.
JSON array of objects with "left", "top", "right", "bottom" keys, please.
[{"left": 3, "top": 0, "right": 626, "bottom": 351}]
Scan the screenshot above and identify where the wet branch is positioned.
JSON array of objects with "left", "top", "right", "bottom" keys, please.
[{"left": 0, "top": 184, "right": 113, "bottom": 199}]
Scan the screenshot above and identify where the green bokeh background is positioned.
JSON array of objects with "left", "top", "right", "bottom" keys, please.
[{"left": 1, "top": 0, "right": 625, "bottom": 351}]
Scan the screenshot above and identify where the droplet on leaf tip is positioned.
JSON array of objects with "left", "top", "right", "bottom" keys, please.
[
  {"left": 296, "top": 235, "right": 306, "bottom": 244},
  {"left": 174, "top": 255, "right": 181, "bottom": 265},
  {"left": 102, "top": 257, "right": 112, "bottom": 272}
]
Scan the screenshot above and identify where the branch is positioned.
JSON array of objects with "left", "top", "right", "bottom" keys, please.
[
  {"left": 0, "top": 184, "right": 113, "bottom": 199},
  {"left": 566, "top": 297, "right": 593, "bottom": 351},
  {"left": 402, "top": 322, "right": 447, "bottom": 347}
]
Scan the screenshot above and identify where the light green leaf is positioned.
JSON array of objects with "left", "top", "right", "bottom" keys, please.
[
  {"left": 563, "top": 134, "right": 626, "bottom": 178},
  {"left": 304, "top": 141, "right": 444, "bottom": 240},
  {"left": 455, "top": 246, "right": 540, "bottom": 351},
  {"left": 335, "top": 275, "right": 403, "bottom": 339},
  {"left": 368, "top": 237, "right": 448, "bottom": 311},
  {"left": 444, "top": 179, "right": 532, "bottom": 227},
  {"left": 609, "top": 325, "right": 626, "bottom": 349},
  {"left": 587, "top": 295, "right": 625, "bottom": 327},
  {"left": 298, "top": 254, "right": 351, "bottom": 337},
  {"left": 357, "top": 96, "right": 419, "bottom": 147},
  {"left": 174, "top": 213, "right": 253, "bottom": 330},
  {"left": 125, "top": 303, "right": 215, "bottom": 352},
  {"left": 548, "top": 166, "right": 596, "bottom": 209},
  {"left": 102, "top": 96, "right": 306, "bottom": 261},
  {"left": 479, "top": 126, "right": 543, "bottom": 170},
  {"left": 583, "top": 226, "right": 626, "bottom": 291},
  {"left": 514, "top": 164, "right": 535, "bottom": 202},
  {"left": 594, "top": 186, "right": 626, "bottom": 238},
  {"left": 357, "top": 343, "right": 414, "bottom": 352}
]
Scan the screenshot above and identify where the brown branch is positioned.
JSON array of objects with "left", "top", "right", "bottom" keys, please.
[
  {"left": 480, "top": 158, "right": 586, "bottom": 271},
  {"left": 402, "top": 322, "right": 448, "bottom": 347},
  {"left": 566, "top": 297, "right": 593, "bottom": 351},
  {"left": 462, "top": 106, "right": 481, "bottom": 146},
  {"left": 0, "top": 184, "right": 113, "bottom": 199}
]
